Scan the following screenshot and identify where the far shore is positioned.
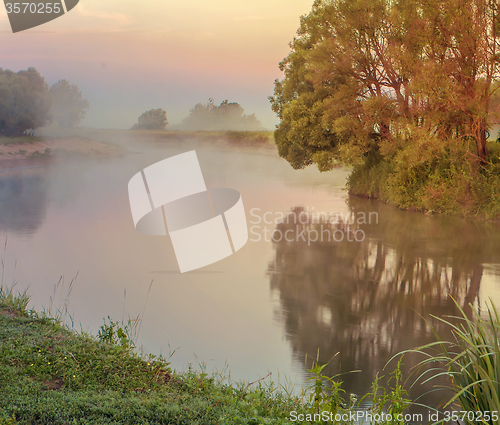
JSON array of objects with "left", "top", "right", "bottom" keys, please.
[
  {"left": 0, "top": 129, "right": 279, "bottom": 169},
  {"left": 0, "top": 135, "right": 123, "bottom": 169}
]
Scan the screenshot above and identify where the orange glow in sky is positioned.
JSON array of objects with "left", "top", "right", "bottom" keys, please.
[{"left": 0, "top": 0, "right": 314, "bottom": 129}]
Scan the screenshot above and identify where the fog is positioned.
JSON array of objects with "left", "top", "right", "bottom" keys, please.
[
  {"left": 0, "top": 0, "right": 316, "bottom": 131},
  {"left": 172, "top": 99, "right": 265, "bottom": 131}
]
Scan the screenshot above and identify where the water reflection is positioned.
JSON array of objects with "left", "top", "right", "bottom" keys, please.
[
  {"left": 2, "top": 143, "right": 500, "bottom": 410},
  {"left": 268, "top": 198, "right": 500, "bottom": 408},
  {"left": 0, "top": 170, "right": 48, "bottom": 234}
]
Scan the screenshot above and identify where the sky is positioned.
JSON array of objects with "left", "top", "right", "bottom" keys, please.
[{"left": 0, "top": 0, "right": 315, "bottom": 130}]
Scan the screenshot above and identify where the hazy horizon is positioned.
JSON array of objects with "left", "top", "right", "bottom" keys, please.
[{"left": 0, "top": 0, "right": 314, "bottom": 130}]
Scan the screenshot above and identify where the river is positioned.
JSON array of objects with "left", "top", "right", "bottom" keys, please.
[{"left": 1, "top": 134, "right": 500, "bottom": 412}]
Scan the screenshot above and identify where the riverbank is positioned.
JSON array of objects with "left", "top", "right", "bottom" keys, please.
[
  {"left": 0, "top": 285, "right": 420, "bottom": 425},
  {"left": 128, "top": 129, "right": 276, "bottom": 149},
  {"left": 347, "top": 140, "right": 500, "bottom": 220},
  {"left": 13, "top": 127, "right": 500, "bottom": 220},
  {"left": 0, "top": 288, "right": 301, "bottom": 424},
  {"left": 0, "top": 129, "right": 278, "bottom": 170},
  {"left": 0, "top": 136, "right": 122, "bottom": 169},
  {"left": 37, "top": 127, "right": 278, "bottom": 154}
]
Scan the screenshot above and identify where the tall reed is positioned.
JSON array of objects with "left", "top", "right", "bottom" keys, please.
[{"left": 410, "top": 298, "right": 500, "bottom": 424}]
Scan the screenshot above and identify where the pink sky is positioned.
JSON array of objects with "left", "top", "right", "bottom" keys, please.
[{"left": 0, "top": 0, "right": 314, "bottom": 129}]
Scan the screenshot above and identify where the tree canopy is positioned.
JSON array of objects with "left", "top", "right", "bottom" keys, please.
[
  {"left": 49, "top": 80, "right": 90, "bottom": 127},
  {"left": 0, "top": 68, "right": 51, "bottom": 136},
  {"left": 271, "top": 0, "right": 500, "bottom": 171},
  {"left": 133, "top": 109, "right": 168, "bottom": 130},
  {"left": 176, "top": 99, "right": 263, "bottom": 131}
]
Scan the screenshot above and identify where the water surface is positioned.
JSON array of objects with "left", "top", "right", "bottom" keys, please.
[{"left": 1, "top": 136, "right": 499, "bottom": 410}]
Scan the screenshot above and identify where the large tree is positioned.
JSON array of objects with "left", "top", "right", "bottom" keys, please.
[
  {"left": 271, "top": 0, "right": 500, "bottom": 169},
  {"left": 49, "top": 80, "right": 90, "bottom": 127},
  {"left": 0, "top": 68, "right": 51, "bottom": 136}
]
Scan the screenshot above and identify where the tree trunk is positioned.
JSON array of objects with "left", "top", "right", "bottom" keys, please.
[{"left": 474, "top": 118, "right": 489, "bottom": 160}]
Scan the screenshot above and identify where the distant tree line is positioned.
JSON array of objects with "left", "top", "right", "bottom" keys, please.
[
  {"left": 132, "top": 99, "right": 263, "bottom": 131},
  {"left": 177, "top": 99, "right": 263, "bottom": 131},
  {"left": 0, "top": 67, "right": 89, "bottom": 137},
  {"left": 49, "top": 79, "right": 90, "bottom": 128}
]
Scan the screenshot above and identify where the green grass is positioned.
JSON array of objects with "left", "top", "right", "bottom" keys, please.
[
  {"left": 347, "top": 138, "right": 500, "bottom": 219},
  {"left": 0, "top": 292, "right": 301, "bottom": 424},
  {"left": 0, "top": 285, "right": 417, "bottom": 424}
]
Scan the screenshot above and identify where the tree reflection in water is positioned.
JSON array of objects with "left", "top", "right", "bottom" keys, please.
[{"left": 268, "top": 197, "right": 500, "bottom": 409}]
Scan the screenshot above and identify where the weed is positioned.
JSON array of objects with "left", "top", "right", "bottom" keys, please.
[
  {"left": 98, "top": 316, "right": 137, "bottom": 351},
  {"left": 407, "top": 297, "right": 500, "bottom": 424},
  {"left": 304, "top": 355, "right": 352, "bottom": 415},
  {"left": 361, "top": 358, "right": 412, "bottom": 425}
]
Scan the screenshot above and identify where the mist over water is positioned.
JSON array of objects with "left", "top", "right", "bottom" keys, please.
[{"left": 1, "top": 132, "right": 499, "bottom": 410}]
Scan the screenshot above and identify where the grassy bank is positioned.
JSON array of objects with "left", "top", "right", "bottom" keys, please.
[
  {"left": 0, "top": 137, "right": 44, "bottom": 146},
  {"left": 0, "top": 285, "right": 418, "bottom": 425},
  {"left": 0, "top": 287, "right": 300, "bottom": 424},
  {"left": 4, "top": 285, "right": 500, "bottom": 424},
  {"left": 0, "top": 130, "right": 273, "bottom": 167},
  {"left": 347, "top": 139, "right": 500, "bottom": 219},
  {"left": 36, "top": 126, "right": 276, "bottom": 149},
  {"left": 0, "top": 135, "right": 122, "bottom": 165}
]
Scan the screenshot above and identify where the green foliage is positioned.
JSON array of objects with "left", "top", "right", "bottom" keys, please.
[
  {"left": 0, "top": 284, "right": 30, "bottom": 315},
  {"left": 225, "top": 131, "right": 272, "bottom": 146},
  {"left": 409, "top": 299, "right": 500, "bottom": 423},
  {"left": 0, "top": 306, "right": 297, "bottom": 424},
  {"left": 0, "top": 136, "right": 41, "bottom": 145},
  {"left": 133, "top": 109, "right": 168, "bottom": 130},
  {"left": 177, "top": 99, "right": 263, "bottom": 131},
  {"left": 271, "top": 0, "right": 500, "bottom": 214},
  {"left": 49, "top": 80, "right": 90, "bottom": 128},
  {"left": 0, "top": 285, "right": 419, "bottom": 425},
  {"left": 348, "top": 136, "right": 500, "bottom": 217},
  {"left": 0, "top": 68, "right": 51, "bottom": 136},
  {"left": 299, "top": 357, "right": 412, "bottom": 425},
  {"left": 361, "top": 359, "right": 411, "bottom": 425},
  {"left": 305, "top": 360, "right": 351, "bottom": 415},
  {"left": 98, "top": 316, "right": 138, "bottom": 351}
]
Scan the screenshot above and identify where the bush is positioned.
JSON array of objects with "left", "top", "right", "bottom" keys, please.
[
  {"left": 348, "top": 133, "right": 500, "bottom": 218},
  {"left": 132, "top": 109, "right": 168, "bottom": 130}
]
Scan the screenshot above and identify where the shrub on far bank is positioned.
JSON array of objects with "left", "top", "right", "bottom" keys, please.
[{"left": 132, "top": 109, "right": 168, "bottom": 130}]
